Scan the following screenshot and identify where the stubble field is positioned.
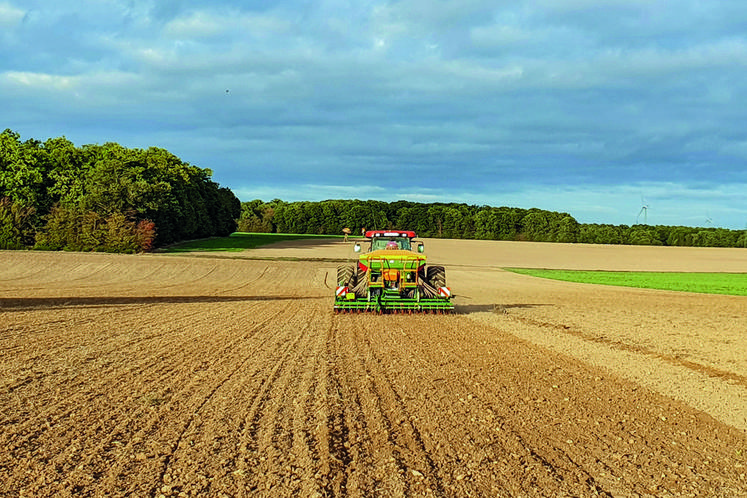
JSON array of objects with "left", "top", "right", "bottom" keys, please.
[{"left": 1, "top": 239, "right": 746, "bottom": 497}]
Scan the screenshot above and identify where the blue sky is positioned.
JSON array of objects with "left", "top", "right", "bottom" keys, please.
[{"left": 2, "top": 1, "right": 746, "bottom": 229}]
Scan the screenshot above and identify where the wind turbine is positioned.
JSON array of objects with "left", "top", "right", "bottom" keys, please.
[
  {"left": 705, "top": 213, "right": 713, "bottom": 226},
  {"left": 636, "top": 197, "right": 649, "bottom": 225}
]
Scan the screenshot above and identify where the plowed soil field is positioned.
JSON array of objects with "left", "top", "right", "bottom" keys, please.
[{"left": 2, "top": 239, "right": 747, "bottom": 497}]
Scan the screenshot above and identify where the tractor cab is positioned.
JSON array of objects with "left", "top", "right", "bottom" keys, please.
[{"left": 354, "top": 230, "right": 424, "bottom": 254}]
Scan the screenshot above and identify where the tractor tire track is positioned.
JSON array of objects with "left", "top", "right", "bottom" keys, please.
[{"left": 334, "top": 315, "right": 446, "bottom": 496}]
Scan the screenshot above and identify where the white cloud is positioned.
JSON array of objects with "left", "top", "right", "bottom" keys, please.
[
  {"left": 596, "top": 39, "right": 747, "bottom": 79},
  {"left": 164, "top": 11, "right": 225, "bottom": 38},
  {"left": 0, "top": 2, "right": 24, "bottom": 27},
  {"left": 470, "top": 24, "right": 534, "bottom": 47},
  {"left": 533, "top": 0, "right": 650, "bottom": 11},
  {"left": 164, "top": 9, "right": 292, "bottom": 39},
  {"left": 2, "top": 69, "right": 141, "bottom": 92},
  {"left": 1, "top": 69, "right": 145, "bottom": 110},
  {"left": 3, "top": 71, "right": 77, "bottom": 90},
  {"left": 460, "top": 38, "right": 747, "bottom": 91}
]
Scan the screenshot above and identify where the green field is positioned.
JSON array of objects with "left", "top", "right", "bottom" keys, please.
[
  {"left": 160, "top": 232, "right": 344, "bottom": 253},
  {"left": 505, "top": 268, "right": 747, "bottom": 296}
]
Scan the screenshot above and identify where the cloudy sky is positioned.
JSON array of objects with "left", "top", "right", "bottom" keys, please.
[{"left": 2, "top": 1, "right": 747, "bottom": 229}]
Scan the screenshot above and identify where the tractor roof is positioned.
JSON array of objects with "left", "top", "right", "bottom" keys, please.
[{"left": 364, "top": 230, "right": 417, "bottom": 239}]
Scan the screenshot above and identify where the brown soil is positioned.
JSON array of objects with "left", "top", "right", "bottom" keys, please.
[{"left": 1, "top": 240, "right": 746, "bottom": 497}]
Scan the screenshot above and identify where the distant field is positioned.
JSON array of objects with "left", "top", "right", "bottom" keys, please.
[
  {"left": 160, "top": 232, "right": 343, "bottom": 252},
  {"left": 506, "top": 268, "right": 747, "bottom": 296}
]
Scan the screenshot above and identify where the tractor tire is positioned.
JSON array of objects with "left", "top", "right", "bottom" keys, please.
[
  {"left": 418, "top": 265, "right": 444, "bottom": 299},
  {"left": 337, "top": 265, "right": 355, "bottom": 286},
  {"left": 427, "top": 265, "right": 446, "bottom": 289},
  {"left": 351, "top": 267, "right": 369, "bottom": 298}
]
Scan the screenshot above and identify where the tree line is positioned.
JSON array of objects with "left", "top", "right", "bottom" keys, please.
[
  {"left": 2, "top": 127, "right": 743, "bottom": 252},
  {"left": 239, "top": 199, "right": 747, "bottom": 248},
  {"left": 0, "top": 129, "right": 239, "bottom": 252}
]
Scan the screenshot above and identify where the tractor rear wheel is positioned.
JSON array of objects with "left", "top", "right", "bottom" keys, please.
[
  {"left": 337, "top": 265, "right": 355, "bottom": 286},
  {"left": 427, "top": 265, "right": 446, "bottom": 288},
  {"left": 418, "top": 265, "right": 445, "bottom": 298},
  {"left": 351, "top": 267, "right": 369, "bottom": 298}
]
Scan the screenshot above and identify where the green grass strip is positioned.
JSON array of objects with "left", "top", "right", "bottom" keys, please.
[
  {"left": 505, "top": 268, "right": 747, "bottom": 296},
  {"left": 160, "top": 232, "right": 343, "bottom": 253}
]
